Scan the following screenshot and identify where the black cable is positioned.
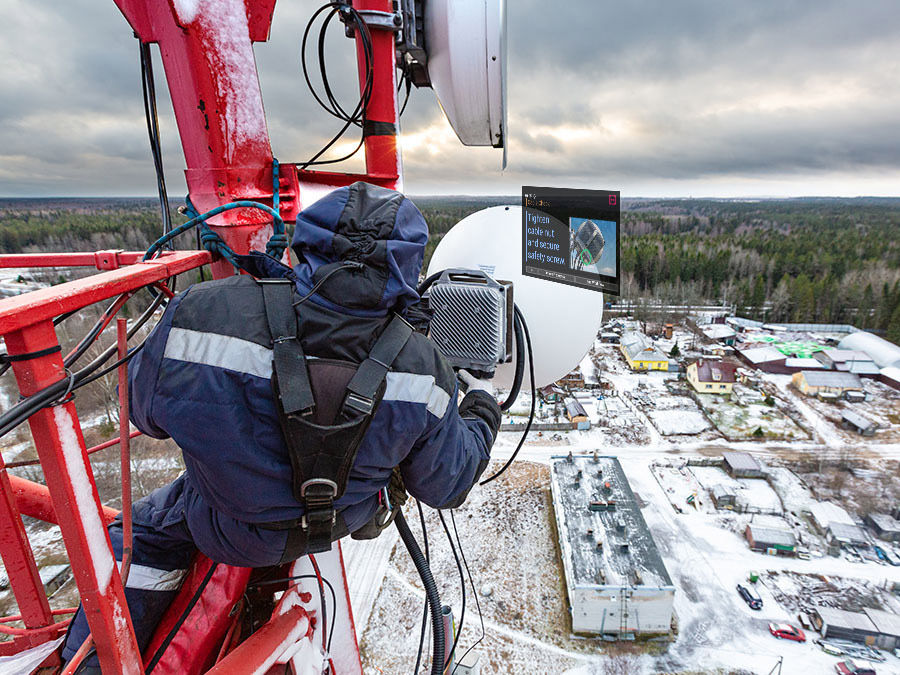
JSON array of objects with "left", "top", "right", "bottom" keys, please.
[
  {"left": 480, "top": 306, "right": 535, "bottom": 486},
  {"left": 449, "top": 510, "right": 484, "bottom": 675},
  {"left": 308, "top": 555, "right": 330, "bottom": 657},
  {"left": 298, "top": 3, "right": 374, "bottom": 170},
  {"left": 395, "top": 508, "right": 444, "bottom": 675},
  {"left": 398, "top": 70, "right": 412, "bottom": 117},
  {"left": 145, "top": 562, "right": 219, "bottom": 673},
  {"left": 438, "top": 510, "right": 465, "bottom": 671},
  {"left": 0, "top": 293, "right": 165, "bottom": 438},
  {"left": 413, "top": 500, "right": 430, "bottom": 675},
  {"left": 416, "top": 272, "right": 441, "bottom": 297},
  {"left": 248, "top": 573, "right": 337, "bottom": 652},
  {"left": 499, "top": 308, "right": 525, "bottom": 411},
  {"left": 140, "top": 41, "right": 172, "bottom": 239}
]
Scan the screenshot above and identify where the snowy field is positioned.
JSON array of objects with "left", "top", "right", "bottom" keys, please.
[
  {"left": 696, "top": 385, "right": 809, "bottom": 441},
  {"left": 648, "top": 409, "right": 711, "bottom": 436}
]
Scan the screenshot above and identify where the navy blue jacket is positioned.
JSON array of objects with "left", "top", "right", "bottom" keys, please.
[{"left": 128, "top": 183, "right": 501, "bottom": 538}]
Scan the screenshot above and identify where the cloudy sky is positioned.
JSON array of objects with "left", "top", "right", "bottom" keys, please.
[{"left": 2, "top": 0, "right": 900, "bottom": 197}]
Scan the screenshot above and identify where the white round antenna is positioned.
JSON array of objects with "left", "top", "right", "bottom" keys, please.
[
  {"left": 424, "top": 0, "right": 507, "bottom": 155},
  {"left": 427, "top": 206, "right": 604, "bottom": 389}
]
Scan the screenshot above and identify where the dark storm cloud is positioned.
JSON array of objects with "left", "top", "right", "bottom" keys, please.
[{"left": 1, "top": 0, "right": 900, "bottom": 195}]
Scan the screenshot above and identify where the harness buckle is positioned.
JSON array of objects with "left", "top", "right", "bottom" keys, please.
[
  {"left": 344, "top": 392, "right": 376, "bottom": 415},
  {"left": 299, "top": 479, "right": 338, "bottom": 530}
]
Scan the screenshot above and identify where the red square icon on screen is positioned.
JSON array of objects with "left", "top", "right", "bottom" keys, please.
[{"left": 609, "top": 195, "right": 617, "bottom": 206}]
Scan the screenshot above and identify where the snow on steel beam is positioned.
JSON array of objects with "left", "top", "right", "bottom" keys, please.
[
  {"left": 205, "top": 605, "right": 312, "bottom": 675},
  {"left": 4, "top": 321, "right": 143, "bottom": 673}
]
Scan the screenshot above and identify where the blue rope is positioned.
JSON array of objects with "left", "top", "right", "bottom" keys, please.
[
  {"left": 143, "top": 159, "right": 288, "bottom": 265},
  {"left": 266, "top": 158, "right": 288, "bottom": 261}
]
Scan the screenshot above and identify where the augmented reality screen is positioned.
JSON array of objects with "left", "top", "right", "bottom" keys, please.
[{"left": 522, "top": 185, "right": 620, "bottom": 295}]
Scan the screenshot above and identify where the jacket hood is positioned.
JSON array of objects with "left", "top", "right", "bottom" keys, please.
[{"left": 290, "top": 182, "right": 428, "bottom": 314}]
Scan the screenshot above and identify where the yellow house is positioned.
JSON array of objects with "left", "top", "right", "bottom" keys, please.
[
  {"left": 687, "top": 360, "right": 737, "bottom": 394},
  {"left": 619, "top": 332, "right": 669, "bottom": 371}
]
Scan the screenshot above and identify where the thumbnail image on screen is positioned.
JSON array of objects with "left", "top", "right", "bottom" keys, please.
[
  {"left": 569, "top": 217, "right": 616, "bottom": 275},
  {"left": 522, "top": 186, "right": 620, "bottom": 295}
]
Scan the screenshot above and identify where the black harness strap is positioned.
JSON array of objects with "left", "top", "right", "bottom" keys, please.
[
  {"left": 259, "top": 276, "right": 413, "bottom": 554},
  {"left": 342, "top": 315, "right": 413, "bottom": 416},
  {"left": 259, "top": 280, "right": 315, "bottom": 416}
]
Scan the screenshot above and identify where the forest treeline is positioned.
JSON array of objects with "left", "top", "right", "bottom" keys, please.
[
  {"left": 620, "top": 200, "right": 900, "bottom": 341},
  {"left": 2, "top": 196, "right": 900, "bottom": 342}
]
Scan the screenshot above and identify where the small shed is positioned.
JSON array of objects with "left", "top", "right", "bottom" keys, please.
[
  {"left": 809, "top": 501, "right": 854, "bottom": 533},
  {"left": 701, "top": 324, "right": 736, "bottom": 345},
  {"left": 841, "top": 410, "right": 877, "bottom": 437},
  {"left": 559, "top": 369, "right": 585, "bottom": 389},
  {"left": 744, "top": 524, "right": 796, "bottom": 556},
  {"left": 564, "top": 398, "right": 590, "bottom": 429},
  {"left": 722, "top": 451, "right": 764, "bottom": 479},
  {"left": 827, "top": 522, "right": 870, "bottom": 549},
  {"left": 710, "top": 484, "right": 736, "bottom": 510},
  {"left": 812, "top": 607, "right": 879, "bottom": 645},
  {"left": 864, "top": 608, "right": 900, "bottom": 651},
  {"left": 866, "top": 513, "right": 900, "bottom": 542}
]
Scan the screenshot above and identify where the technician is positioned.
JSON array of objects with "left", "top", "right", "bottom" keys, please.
[{"left": 63, "top": 182, "right": 501, "bottom": 668}]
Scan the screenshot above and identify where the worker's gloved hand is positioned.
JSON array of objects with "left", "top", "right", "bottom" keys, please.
[{"left": 458, "top": 369, "right": 494, "bottom": 397}]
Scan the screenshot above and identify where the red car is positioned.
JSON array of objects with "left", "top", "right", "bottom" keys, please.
[
  {"left": 768, "top": 622, "right": 806, "bottom": 642},
  {"left": 835, "top": 659, "right": 876, "bottom": 675}
]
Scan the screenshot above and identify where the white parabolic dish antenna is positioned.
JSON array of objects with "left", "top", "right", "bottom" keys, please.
[
  {"left": 427, "top": 206, "right": 605, "bottom": 389},
  {"left": 425, "top": 0, "right": 507, "bottom": 156}
]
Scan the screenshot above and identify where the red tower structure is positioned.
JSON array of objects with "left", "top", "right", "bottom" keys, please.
[{"left": 0, "top": 0, "right": 405, "bottom": 671}]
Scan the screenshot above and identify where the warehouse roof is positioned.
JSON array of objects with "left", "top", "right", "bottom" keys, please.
[
  {"left": 738, "top": 346, "right": 785, "bottom": 364},
  {"left": 882, "top": 366, "right": 900, "bottom": 385},
  {"left": 550, "top": 456, "right": 673, "bottom": 589},
  {"left": 796, "top": 370, "right": 862, "bottom": 389},
  {"left": 785, "top": 357, "right": 824, "bottom": 369},
  {"left": 838, "top": 332, "right": 900, "bottom": 369},
  {"left": 818, "top": 349, "right": 871, "bottom": 364},
  {"left": 747, "top": 524, "right": 796, "bottom": 548}
]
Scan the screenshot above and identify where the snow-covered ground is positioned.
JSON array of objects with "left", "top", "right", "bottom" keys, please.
[{"left": 648, "top": 408, "right": 711, "bottom": 436}]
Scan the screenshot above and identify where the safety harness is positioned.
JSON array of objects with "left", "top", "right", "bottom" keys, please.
[{"left": 257, "top": 278, "right": 412, "bottom": 554}]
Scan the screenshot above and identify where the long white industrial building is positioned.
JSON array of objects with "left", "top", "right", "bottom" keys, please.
[{"left": 550, "top": 455, "right": 675, "bottom": 636}]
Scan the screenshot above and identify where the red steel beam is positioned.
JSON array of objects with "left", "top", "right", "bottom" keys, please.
[
  {"left": 0, "top": 251, "right": 147, "bottom": 270},
  {"left": 0, "top": 250, "right": 209, "bottom": 335},
  {"left": 5, "top": 321, "right": 143, "bottom": 674},
  {"left": 0, "top": 460, "right": 53, "bottom": 631},
  {"left": 204, "top": 606, "right": 312, "bottom": 675},
  {"left": 352, "top": 0, "right": 402, "bottom": 188},
  {"left": 8, "top": 474, "right": 119, "bottom": 526}
]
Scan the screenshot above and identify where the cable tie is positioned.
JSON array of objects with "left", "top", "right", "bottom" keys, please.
[{"left": 0, "top": 345, "right": 62, "bottom": 364}]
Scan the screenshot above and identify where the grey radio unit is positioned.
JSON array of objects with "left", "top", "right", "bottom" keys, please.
[{"left": 426, "top": 269, "right": 514, "bottom": 376}]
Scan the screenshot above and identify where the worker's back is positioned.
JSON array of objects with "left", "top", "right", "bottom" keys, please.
[{"left": 128, "top": 182, "right": 498, "bottom": 542}]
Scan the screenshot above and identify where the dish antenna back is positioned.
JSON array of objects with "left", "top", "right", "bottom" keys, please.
[{"left": 400, "top": 0, "right": 507, "bottom": 163}]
